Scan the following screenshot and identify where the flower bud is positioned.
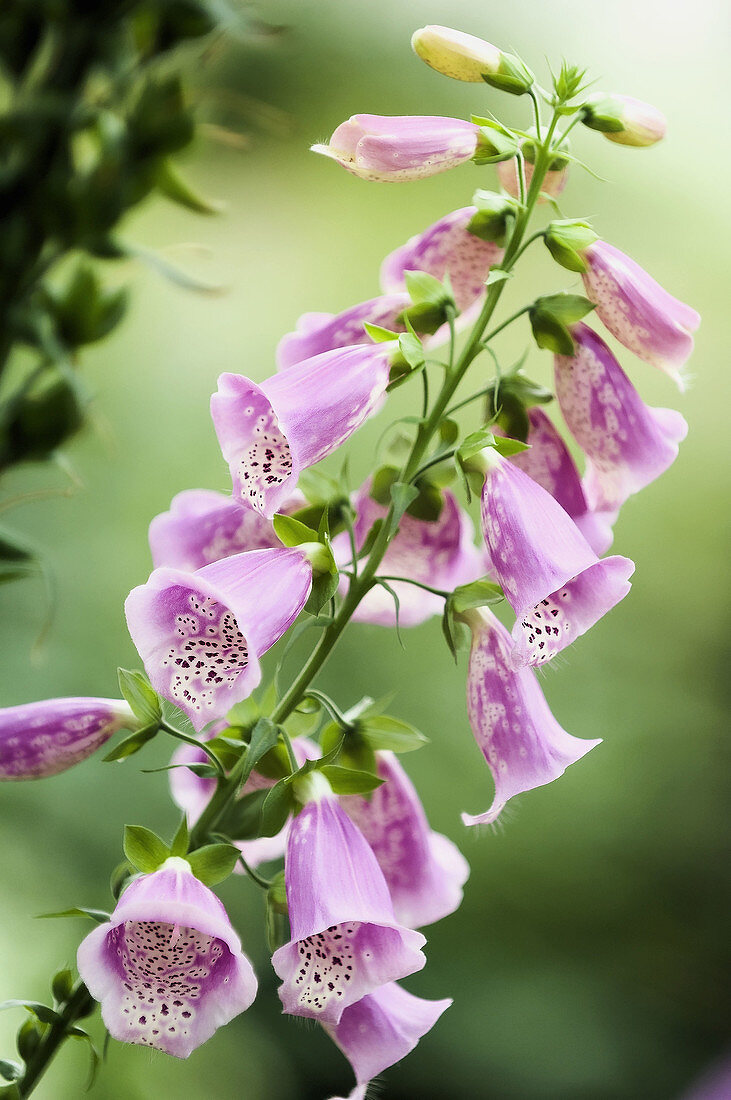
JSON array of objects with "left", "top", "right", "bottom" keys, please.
[
  {"left": 411, "top": 25, "right": 533, "bottom": 94},
  {"left": 0, "top": 697, "right": 134, "bottom": 780},
  {"left": 496, "top": 132, "right": 569, "bottom": 202},
  {"left": 582, "top": 94, "right": 666, "bottom": 147}
]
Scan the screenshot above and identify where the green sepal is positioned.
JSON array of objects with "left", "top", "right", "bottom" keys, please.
[
  {"left": 0, "top": 1002, "right": 61, "bottom": 1026},
  {"left": 217, "top": 788, "right": 269, "bottom": 840},
  {"left": 580, "top": 96, "right": 626, "bottom": 134},
  {"left": 320, "top": 765, "right": 384, "bottom": 796},
  {"left": 482, "top": 51, "right": 534, "bottom": 96},
  {"left": 37, "top": 907, "right": 110, "bottom": 924},
  {"left": 458, "top": 427, "right": 496, "bottom": 465},
  {"left": 109, "top": 860, "right": 133, "bottom": 901},
  {"left": 390, "top": 482, "right": 419, "bottom": 525},
  {"left": 485, "top": 269, "right": 513, "bottom": 288},
  {"left": 186, "top": 843, "right": 240, "bottom": 887},
  {"left": 102, "top": 721, "right": 159, "bottom": 762},
  {"left": 397, "top": 329, "right": 426, "bottom": 369},
  {"left": 441, "top": 602, "right": 471, "bottom": 662},
  {"left": 357, "top": 715, "right": 428, "bottom": 754},
  {"left": 272, "top": 513, "right": 319, "bottom": 548},
  {"left": 284, "top": 698, "right": 322, "bottom": 740},
  {"left": 0, "top": 1061, "right": 21, "bottom": 1084},
  {"left": 259, "top": 779, "right": 297, "bottom": 838},
  {"left": 544, "top": 220, "right": 598, "bottom": 273},
  {"left": 170, "top": 815, "right": 190, "bottom": 858},
  {"left": 451, "top": 578, "right": 505, "bottom": 614},
  {"left": 403, "top": 270, "right": 454, "bottom": 309},
  {"left": 123, "top": 825, "right": 169, "bottom": 874},
  {"left": 0, "top": 1083, "right": 21, "bottom": 1098},
  {"left": 242, "top": 717, "right": 283, "bottom": 785},
  {"left": 529, "top": 293, "right": 595, "bottom": 355},
  {"left": 44, "top": 264, "right": 128, "bottom": 348},
  {"left": 66, "top": 1025, "right": 101, "bottom": 1090},
  {"left": 552, "top": 62, "right": 590, "bottom": 104},
  {"left": 15, "top": 1018, "right": 41, "bottom": 1063},
  {"left": 117, "top": 668, "right": 161, "bottom": 726},
  {"left": 363, "top": 321, "right": 399, "bottom": 343},
  {"left": 468, "top": 190, "right": 519, "bottom": 245},
  {"left": 473, "top": 126, "right": 520, "bottom": 164},
  {"left": 492, "top": 435, "right": 530, "bottom": 457},
  {"left": 156, "top": 159, "right": 223, "bottom": 215},
  {"left": 266, "top": 871, "right": 289, "bottom": 952},
  {"left": 50, "top": 969, "right": 75, "bottom": 1006}
]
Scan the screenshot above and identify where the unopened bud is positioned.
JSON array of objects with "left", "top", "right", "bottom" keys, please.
[
  {"left": 412, "top": 25, "right": 533, "bottom": 94},
  {"left": 582, "top": 93, "right": 666, "bottom": 147}
]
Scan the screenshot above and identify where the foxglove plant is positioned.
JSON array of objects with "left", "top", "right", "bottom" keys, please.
[{"left": 1, "top": 24, "right": 699, "bottom": 1100}]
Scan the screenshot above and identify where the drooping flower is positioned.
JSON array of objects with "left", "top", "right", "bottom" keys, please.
[
  {"left": 271, "top": 783, "right": 426, "bottom": 1025},
  {"left": 77, "top": 857, "right": 257, "bottom": 1058},
  {"left": 125, "top": 548, "right": 314, "bottom": 731},
  {"left": 0, "top": 697, "right": 134, "bottom": 781},
  {"left": 460, "top": 607, "right": 600, "bottom": 825},
  {"left": 505, "top": 407, "right": 615, "bottom": 555},
  {"left": 311, "top": 114, "right": 483, "bottom": 182},
  {"left": 325, "top": 982, "right": 451, "bottom": 1093},
  {"left": 169, "top": 733, "right": 319, "bottom": 869},
  {"left": 276, "top": 294, "right": 411, "bottom": 371},
  {"left": 332, "top": 480, "right": 487, "bottom": 628},
  {"left": 148, "top": 488, "right": 305, "bottom": 572},
  {"left": 475, "top": 448, "right": 634, "bottom": 667},
  {"left": 380, "top": 206, "right": 504, "bottom": 315},
  {"left": 340, "top": 751, "right": 469, "bottom": 927},
  {"left": 554, "top": 323, "right": 688, "bottom": 512},
  {"left": 580, "top": 240, "right": 700, "bottom": 387},
  {"left": 582, "top": 93, "right": 667, "bottom": 147},
  {"left": 211, "top": 344, "right": 392, "bottom": 517}
]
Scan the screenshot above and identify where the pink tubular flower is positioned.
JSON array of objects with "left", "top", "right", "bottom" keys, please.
[
  {"left": 311, "top": 114, "right": 482, "bottom": 182},
  {"left": 333, "top": 480, "right": 487, "bottom": 628},
  {"left": 555, "top": 323, "right": 688, "bottom": 512},
  {"left": 148, "top": 488, "right": 304, "bottom": 572},
  {"left": 380, "top": 206, "right": 504, "bottom": 314},
  {"left": 580, "top": 240, "right": 700, "bottom": 387},
  {"left": 276, "top": 294, "right": 411, "bottom": 371},
  {"left": 340, "top": 752, "right": 469, "bottom": 927},
  {"left": 506, "top": 407, "right": 615, "bottom": 555},
  {"left": 461, "top": 607, "right": 600, "bottom": 825},
  {"left": 77, "top": 857, "right": 257, "bottom": 1058},
  {"left": 0, "top": 697, "right": 133, "bottom": 780},
  {"left": 325, "top": 982, "right": 451, "bottom": 1092},
  {"left": 211, "top": 344, "right": 392, "bottom": 517},
  {"left": 125, "top": 548, "right": 313, "bottom": 731},
  {"left": 169, "top": 734, "right": 319, "bottom": 869},
  {"left": 476, "top": 449, "right": 634, "bottom": 667},
  {"left": 271, "top": 787, "right": 426, "bottom": 1026}
]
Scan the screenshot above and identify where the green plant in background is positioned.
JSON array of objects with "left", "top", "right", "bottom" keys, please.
[{"left": 0, "top": 20, "right": 702, "bottom": 1100}]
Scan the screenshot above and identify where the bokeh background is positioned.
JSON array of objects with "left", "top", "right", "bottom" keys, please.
[{"left": 1, "top": 1, "right": 729, "bottom": 1097}]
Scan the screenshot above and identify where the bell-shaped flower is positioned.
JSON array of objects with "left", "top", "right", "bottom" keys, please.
[
  {"left": 333, "top": 480, "right": 487, "bottom": 628},
  {"left": 169, "top": 733, "right": 319, "bottom": 869},
  {"left": 580, "top": 240, "right": 700, "bottom": 387},
  {"left": 555, "top": 323, "right": 688, "bottom": 512},
  {"left": 276, "top": 294, "right": 411, "bottom": 371},
  {"left": 324, "top": 982, "right": 451, "bottom": 1093},
  {"left": 77, "top": 856, "right": 257, "bottom": 1058},
  {"left": 211, "top": 343, "right": 392, "bottom": 517},
  {"left": 148, "top": 488, "right": 304, "bottom": 572},
  {"left": 340, "top": 751, "right": 469, "bottom": 927},
  {"left": 460, "top": 607, "right": 601, "bottom": 825},
  {"left": 311, "top": 114, "right": 483, "bottom": 182},
  {"left": 125, "top": 547, "right": 314, "bottom": 731},
  {"left": 0, "top": 697, "right": 134, "bottom": 781},
  {"left": 475, "top": 448, "right": 634, "bottom": 667},
  {"left": 271, "top": 781, "right": 426, "bottom": 1026},
  {"left": 380, "top": 206, "right": 504, "bottom": 315},
  {"left": 505, "top": 407, "right": 615, "bottom": 555}
]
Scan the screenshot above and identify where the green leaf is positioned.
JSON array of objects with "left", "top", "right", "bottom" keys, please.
[
  {"left": 358, "top": 715, "right": 429, "bottom": 754},
  {"left": 36, "top": 906, "right": 110, "bottom": 923},
  {"left": 242, "top": 718, "right": 282, "bottom": 785},
  {"left": 218, "top": 788, "right": 270, "bottom": 840},
  {"left": 102, "top": 721, "right": 159, "bottom": 762},
  {"left": 485, "top": 269, "right": 513, "bottom": 287},
  {"left": 170, "top": 815, "right": 189, "bottom": 858},
  {"left": 451, "top": 579, "right": 505, "bottom": 613},
  {"left": 272, "top": 513, "right": 319, "bottom": 548},
  {"left": 390, "top": 482, "right": 419, "bottom": 525},
  {"left": 117, "top": 669, "right": 161, "bottom": 725},
  {"left": 187, "top": 843, "right": 240, "bottom": 887},
  {"left": 123, "top": 825, "right": 169, "bottom": 873},
  {"left": 320, "top": 765, "right": 384, "bottom": 796},
  {"left": 259, "top": 780, "right": 296, "bottom": 838},
  {"left": 156, "top": 159, "right": 223, "bottom": 214},
  {"left": 363, "top": 321, "right": 398, "bottom": 343}
]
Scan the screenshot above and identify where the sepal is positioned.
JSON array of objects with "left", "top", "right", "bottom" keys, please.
[
  {"left": 544, "top": 220, "right": 599, "bottom": 273},
  {"left": 529, "top": 293, "right": 596, "bottom": 355}
]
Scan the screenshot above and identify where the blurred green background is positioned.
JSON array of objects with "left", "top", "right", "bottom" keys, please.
[{"left": 1, "top": 1, "right": 729, "bottom": 1097}]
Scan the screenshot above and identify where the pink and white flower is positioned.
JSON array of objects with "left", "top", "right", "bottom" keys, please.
[{"left": 0, "top": 697, "right": 133, "bottom": 780}]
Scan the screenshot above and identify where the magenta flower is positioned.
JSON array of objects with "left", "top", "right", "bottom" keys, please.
[
  {"left": 341, "top": 751, "right": 469, "bottom": 927},
  {"left": 311, "top": 114, "right": 482, "bottom": 182},
  {"left": 276, "top": 294, "right": 411, "bottom": 371},
  {"left": 148, "top": 488, "right": 304, "bottom": 572},
  {"left": 271, "top": 789, "right": 426, "bottom": 1025},
  {"left": 211, "top": 344, "right": 392, "bottom": 517},
  {"left": 333, "top": 480, "right": 487, "bottom": 628},
  {"left": 325, "top": 982, "right": 451, "bottom": 1092},
  {"left": 125, "top": 548, "right": 313, "bottom": 731},
  {"left": 380, "top": 206, "right": 504, "bottom": 314},
  {"left": 461, "top": 607, "right": 600, "bottom": 825},
  {"left": 477, "top": 449, "right": 634, "bottom": 667},
  {"left": 77, "top": 857, "right": 257, "bottom": 1058},
  {"left": 580, "top": 240, "right": 700, "bottom": 387},
  {"left": 169, "top": 733, "right": 319, "bottom": 869},
  {"left": 0, "top": 697, "right": 133, "bottom": 781},
  {"left": 506, "top": 407, "right": 615, "bottom": 555},
  {"left": 555, "top": 323, "right": 688, "bottom": 512}
]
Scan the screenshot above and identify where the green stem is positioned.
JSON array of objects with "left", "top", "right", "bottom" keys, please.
[
  {"left": 17, "top": 983, "right": 92, "bottom": 1099},
  {"left": 376, "top": 576, "right": 450, "bottom": 599},
  {"left": 159, "top": 721, "right": 225, "bottom": 777},
  {"left": 238, "top": 855, "right": 272, "bottom": 890},
  {"left": 482, "top": 305, "right": 531, "bottom": 344}
]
